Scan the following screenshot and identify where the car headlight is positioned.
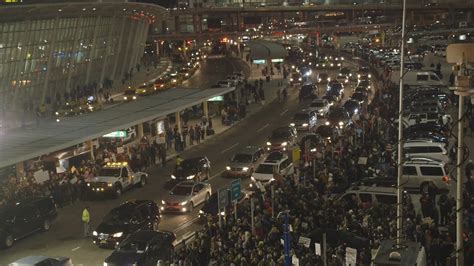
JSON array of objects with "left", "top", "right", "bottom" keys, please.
[
  {"left": 316, "top": 64, "right": 320, "bottom": 67},
  {"left": 341, "top": 57, "right": 345, "bottom": 60},
  {"left": 281, "top": 142, "right": 288, "bottom": 146},
  {"left": 93, "top": 231, "right": 98, "bottom": 236},
  {"left": 251, "top": 176, "right": 256, "bottom": 181},
  {"left": 242, "top": 167, "right": 249, "bottom": 171},
  {"left": 357, "top": 74, "right": 361, "bottom": 78},
  {"left": 185, "top": 73, "right": 189, "bottom": 77},
  {"left": 226, "top": 166, "right": 231, "bottom": 170},
  {"left": 368, "top": 74, "right": 371, "bottom": 78},
  {"left": 302, "top": 123, "right": 308, "bottom": 127},
  {"left": 123, "top": 96, "right": 127, "bottom": 100},
  {"left": 290, "top": 123, "right": 295, "bottom": 126},
  {"left": 349, "top": 73, "right": 352, "bottom": 77},
  {"left": 180, "top": 201, "right": 188, "bottom": 206},
  {"left": 107, "top": 183, "right": 113, "bottom": 187},
  {"left": 266, "top": 141, "right": 271, "bottom": 146},
  {"left": 87, "top": 183, "right": 90, "bottom": 187},
  {"left": 327, "top": 77, "right": 331, "bottom": 81},
  {"left": 186, "top": 175, "right": 194, "bottom": 180},
  {"left": 330, "top": 64, "right": 334, "bottom": 67},
  {"left": 290, "top": 78, "right": 293, "bottom": 82},
  {"left": 171, "top": 174, "right": 176, "bottom": 179},
  {"left": 161, "top": 200, "right": 166, "bottom": 205},
  {"left": 338, "top": 121, "right": 344, "bottom": 126},
  {"left": 132, "top": 96, "right": 137, "bottom": 100},
  {"left": 319, "top": 109, "right": 324, "bottom": 112},
  {"left": 113, "top": 232, "right": 123, "bottom": 238},
  {"left": 318, "top": 78, "right": 321, "bottom": 82},
  {"left": 298, "top": 78, "right": 302, "bottom": 81},
  {"left": 199, "top": 210, "right": 204, "bottom": 214},
  {"left": 354, "top": 109, "right": 359, "bottom": 114},
  {"left": 325, "top": 121, "right": 330, "bottom": 125}
]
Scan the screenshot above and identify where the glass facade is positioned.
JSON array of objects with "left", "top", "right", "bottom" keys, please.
[{"left": 0, "top": 15, "right": 149, "bottom": 116}]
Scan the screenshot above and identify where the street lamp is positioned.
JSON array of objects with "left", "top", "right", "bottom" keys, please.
[{"left": 446, "top": 43, "right": 474, "bottom": 266}]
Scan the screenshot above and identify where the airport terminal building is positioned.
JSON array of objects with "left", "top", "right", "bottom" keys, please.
[{"left": 0, "top": 1, "right": 166, "bottom": 125}]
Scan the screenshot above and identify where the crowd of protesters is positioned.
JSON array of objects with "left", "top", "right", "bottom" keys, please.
[{"left": 169, "top": 51, "right": 474, "bottom": 265}]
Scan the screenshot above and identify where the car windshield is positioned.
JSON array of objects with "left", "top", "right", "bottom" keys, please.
[
  {"left": 98, "top": 168, "right": 121, "bottom": 177},
  {"left": 103, "top": 209, "right": 130, "bottom": 225},
  {"left": 294, "top": 113, "right": 309, "bottom": 120},
  {"left": 329, "top": 84, "right": 342, "bottom": 90},
  {"left": 271, "top": 129, "right": 290, "bottom": 138},
  {"left": 171, "top": 185, "right": 193, "bottom": 196},
  {"left": 256, "top": 164, "right": 276, "bottom": 174},
  {"left": 119, "top": 240, "right": 147, "bottom": 253},
  {"left": 231, "top": 154, "right": 253, "bottom": 163},
  {"left": 178, "top": 160, "right": 197, "bottom": 171},
  {"left": 311, "top": 102, "right": 325, "bottom": 107}
]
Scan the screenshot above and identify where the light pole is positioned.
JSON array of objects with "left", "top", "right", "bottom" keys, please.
[
  {"left": 396, "top": 0, "right": 407, "bottom": 246},
  {"left": 446, "top": 42, "right": 474, "bottom": 266}
]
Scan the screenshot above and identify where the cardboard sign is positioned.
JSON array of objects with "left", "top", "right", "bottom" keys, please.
[
  {"left": 315, "top": 243, "right": 321, "bottom": 256},
  {"left": 345, "top": 247, "right": 357, "bottom": 266},
  {"left": 298, "top": 236, "right": 311, "bottom": 248},
  {"left": 33, "top": 170, "right": 50, "bottom": 184}
]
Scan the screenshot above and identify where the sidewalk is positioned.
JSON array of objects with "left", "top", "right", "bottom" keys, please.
[
  {"left": 2, "top": 58, "right": 171, "bottom": 131},
  {"left": 155, "top": 55, "right": 285, "bottom": 163}
]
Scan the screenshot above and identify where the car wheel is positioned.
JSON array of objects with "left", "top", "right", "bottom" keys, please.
[
  {"left": 189, "top": 202, "right": 194, "bottom": 212},
  {"left": 42, "top": 219, "right": 51, "bottom": 231},
  {"left": 139, "top": 176, "right": 147, "bottom": 187},
  {"left": 4, "top": 235, "right": 13, "bottom": 248},
  {"left": 205, "top": 193, "right": 210, "bottom": 202}
]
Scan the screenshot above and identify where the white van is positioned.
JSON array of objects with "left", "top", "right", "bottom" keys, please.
[
  {"left": 403, "top": 140, "right": 450, "bottom": 164},
  {"left": 251, "top": 156, "right": 294, "bottom": 185},
  {"left": 401, "top": 71, "right": 445, "bottom": 88},
  {"left": 338, "top": 185, "right": 399, "bottom": 206},
  {"left": 402, "top": 158, "right": 450, "bottom": 192}
]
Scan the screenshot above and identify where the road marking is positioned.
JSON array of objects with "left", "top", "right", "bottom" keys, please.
[
  {"left": 174, "top": 216, "right": 200, "bottom": 233},
  {"left": 256, "top": 123, "right": 270, "bottom": 132},
  {"left": 280, "top": 109, "right": 289, "bottom": 116},
  {"left": 221, "top": 142, "right": 239, "bottom": 154},
  {"left": 71, "top": 246, "right": 81, "bottom": 251},
  {"left": 209, "top": 170, "right": 225, "bottom": 181}
]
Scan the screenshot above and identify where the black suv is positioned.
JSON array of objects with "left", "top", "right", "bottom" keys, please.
[
  {"left": 0, "top": 197, "right": 57, "bottom": 248},
  {"left": 172, "top": 157, "right": 211, "bottom": 181},
  {"left": 92, "top": 200, "right": 160, "bottom": 249},
  {"left": 104, "top": 230, "right": 176, "bottom": 265}
]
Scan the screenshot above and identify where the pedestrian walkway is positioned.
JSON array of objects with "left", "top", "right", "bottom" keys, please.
[{"left": 2, "top": 58, "right": 171, "bottom": 131}]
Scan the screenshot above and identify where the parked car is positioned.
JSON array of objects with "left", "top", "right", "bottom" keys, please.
[
  {"left": 251, "top": 156, "right": 295, "bottom": 186},
  {"left": 224, "top": 146, "right": 265, "bottom": 178},
  {"left": 92, "top": 200, "right": 160, "bottom": 248},
  {"left": 0, "top": 197, "right": 57, "bottom": 248},
  {"left": 290, "top": 109, "right": 317, "bottom": 130},
  {"left": 104, "top": 231, "right": 176, "bottom": 266},
  {"left": 308, "top": 99, "right": 330, "bottom": 117},
  {"left": 10, "top": 256, "right": 71, "bottom": 266},
  {"left": 266, "top": 126, "right": 298, "bottom": 151},
  {"left": 172, "top": 157, "right": 211, "bottom": 181},
  {"left": 161, "top": 181, "right": 212, "bottom": 213}
]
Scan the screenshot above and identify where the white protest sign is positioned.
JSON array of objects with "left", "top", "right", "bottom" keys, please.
[
  {"left": 298, "top": 236, "right": 311, "bottom": 248},
  {"left": 315, "top": 243, "right": 321, "bottom": 256},
  {"left": 345, "top": 247, "right": 357, "bottom": 266},
  {"left": 33, "top": 170, "right": 50, "bottom": 184}
]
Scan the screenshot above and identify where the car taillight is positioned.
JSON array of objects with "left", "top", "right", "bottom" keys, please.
[{"left": 442, "top": 175, "right": 450, "bottom": 183}]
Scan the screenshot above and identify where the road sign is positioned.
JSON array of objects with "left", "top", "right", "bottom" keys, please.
[
  {"left": 102, "top": 130, "right": 127, "bottom": 138},
  {"left": 218, "top": 187, "right": 228, "bottom": 209},
  {"left": 230, "top": 179, "right": 241, "bottom": 201}
]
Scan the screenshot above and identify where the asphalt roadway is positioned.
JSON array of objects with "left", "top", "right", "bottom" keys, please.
[{"left": 0, "top": 57, "right": 374, "bottom": 265}]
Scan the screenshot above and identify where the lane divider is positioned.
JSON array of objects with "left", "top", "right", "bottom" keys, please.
[{"left": 220, "top": 142, "right": 239, "bottom": 154}]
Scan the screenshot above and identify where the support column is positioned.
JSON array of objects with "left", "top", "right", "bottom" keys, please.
[
  {"left": 41, "top": 17, "right": 60, "bottom": 105},
  {"left": 16, "top": 162, "right": 25, "bottom": 178},
  {"left": 13, "top": 20, "right": 33, "bottom": 110},
  {"left": 99, "top": 17, "right": 116, "bottom": 86},
  {"left": 175, "top": 111, "right": 182, "bottom": 134},
  {"left": 66, "top": 17, "right": 84, "bottom": 93},
  {"left": 131, "top": 21, "right": 148, "bottom": 70},
  {"left": 137, "top": 123, "right": 144, "bottom": 139},
  {"left": 111, "top": 17, "right": 127, "bottom": 81},
  {"left": 119, "top": 21, "right": 137, "bottom": 84},
  {"left": 203, "top": 101, "right": 209, "bottom": 118},
  {"left": 88, "top": 139, "right": 95, "bottom": 161},
  {"left": 85, "top": 16, "right": 101, "bottom": 85}
]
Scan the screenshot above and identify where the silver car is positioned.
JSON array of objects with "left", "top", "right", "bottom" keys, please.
[
  {"left": 224, "top": 146, "right": 265, "bottom": 178},
  {"left": 161, "top": 181, "right": 211, "bottom": 213}
]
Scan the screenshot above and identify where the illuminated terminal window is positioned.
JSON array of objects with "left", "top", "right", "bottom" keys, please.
[{"left": 3, "top": 0, "right": 22, "bottom": 3}]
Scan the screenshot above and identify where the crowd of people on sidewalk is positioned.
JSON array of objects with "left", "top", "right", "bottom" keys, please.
[{"left": 169, "top": 55, "right": 474, "bottom": 265}]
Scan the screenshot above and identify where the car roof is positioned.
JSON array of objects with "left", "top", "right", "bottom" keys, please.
[
  {"left": 403, "top": 141, "right": 445, "bottom": 147},
  {"left": 345, "top": 185, "right": 397, "bottom": 194},
  {"left": 10, "top": 255, "right": 68, "bottom": 264},
  {"left": 123, "top": 230, "right": 174, "bottom": 243},
  {"left": 235, "top": 146, "right": 261, "bottom": 154}
]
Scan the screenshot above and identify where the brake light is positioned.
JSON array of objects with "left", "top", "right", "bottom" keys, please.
[{"left": 442, "top": 175, "right": 450, "bottom": 183}]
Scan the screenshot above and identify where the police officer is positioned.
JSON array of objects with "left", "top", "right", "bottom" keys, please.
[{"left": 82, "top": 206, "right": 90, "bottom": 237}]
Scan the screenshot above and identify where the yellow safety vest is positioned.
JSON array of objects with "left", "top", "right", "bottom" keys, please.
[{"left": 82, "top": 209, "right": 90, "bottom": 223}]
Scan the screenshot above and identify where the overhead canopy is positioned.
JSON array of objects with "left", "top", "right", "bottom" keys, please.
[
  {"left": 248, "top": 41, "right": 288, "bottom": 61},
  {"left": 0, "top": 87, "right": 234, "bottom": 168}
]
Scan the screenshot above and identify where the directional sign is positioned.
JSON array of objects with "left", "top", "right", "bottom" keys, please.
[
  {"left": 102, "top": 131, "right": 127, "bottom": 138},
  {"left": 218, "top": 187, "right": 229, "bottom": 209},
  {"left": 230, "top": 179, "right": 241, "bottom": 201}
]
